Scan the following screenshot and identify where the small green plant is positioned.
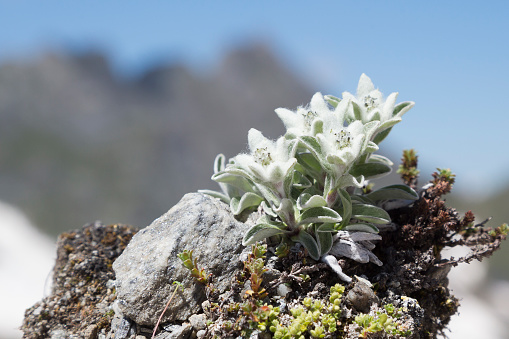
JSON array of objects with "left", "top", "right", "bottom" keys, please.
[
  {"left": 354, "top": 304, "right": 410, "bottom": 338},
  {"left": 269, "top": 283, "right": 345, "bottom": 338},
  {"left": 201, "top": 74, "right": 419, "bottom": 281},
  {"left": 397, "top": 149, "right": 419, "bottom": 187},
  {"left": 178, "top": 249, "right": 209, "bottom": 284},
  {"left": 489, "top": 223, "right": 509, "bottom": 237},
  {"left": 243, "top": 243, "right": 269, "bottom": 299}
]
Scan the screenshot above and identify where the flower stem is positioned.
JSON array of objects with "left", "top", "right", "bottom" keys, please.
[{"left": 152, "top": 282, "right": 182, "bottom": 339}]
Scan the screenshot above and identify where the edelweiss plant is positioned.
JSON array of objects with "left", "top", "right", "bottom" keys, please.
[{"left": 201, "top": 74, "right": 417, "bottom": 282}]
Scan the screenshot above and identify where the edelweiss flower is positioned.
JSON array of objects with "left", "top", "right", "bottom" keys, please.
[
  {"left": 316, "top": 117, "right": 379, "bottom": 181},
  {"left": 234, "top": 129, "right": 297, "bottom": 197},
  {"left": 342, "top": 74, "right": 414, "bottom": 137},
  {"left": 275, "top": 92, "right": 349, "bottom": 138}
]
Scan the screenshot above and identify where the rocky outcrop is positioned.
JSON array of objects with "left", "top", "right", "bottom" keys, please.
[
  {"left": 113, "top": 193, "right": 255, "bottom": 326},
  {"left": 21, "top": 222, "right": 137, "bottom": 338},
  {"left": 21, "top": 178, "right": 507, "bottom": 338}
]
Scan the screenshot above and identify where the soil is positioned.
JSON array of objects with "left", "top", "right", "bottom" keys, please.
[{"left": 21, "top": 222, "right": 137, "bottom": 338}]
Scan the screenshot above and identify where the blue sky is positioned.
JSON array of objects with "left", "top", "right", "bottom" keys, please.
[{"left": 1, "top": 1, "right": 508, "bottom": 197}]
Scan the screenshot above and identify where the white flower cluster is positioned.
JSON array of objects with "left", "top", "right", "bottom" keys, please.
[{"left": 201, "top": 74, "right": 416, "bottom": 282}]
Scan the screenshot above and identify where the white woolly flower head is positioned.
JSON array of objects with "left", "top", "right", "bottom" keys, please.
[
  {"left": 234, "top": 128, "right": 297, "bottom": 187},
  {"left": 205, "top": 73, "right": 420, "bottom": 282},
  {"left": 316, "top": 115, "right": 379, "bottom": 182},
  {"left": 275, "top": 92, "right": 349, "bottom": 139},
  {"left": 333, "top": 74, "right": 414, "bottom": 142}
]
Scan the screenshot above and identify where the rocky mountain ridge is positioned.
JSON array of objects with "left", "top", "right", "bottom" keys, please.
[{"left": 0, "top": 44, "right": 313, "bottom": 235}]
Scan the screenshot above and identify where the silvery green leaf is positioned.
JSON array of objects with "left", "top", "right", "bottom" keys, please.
[
  {"left": 393, "top": 101, "right": 415, "bottom": 118},
  {"left": 337, "top": 188, "right": 352, "bottom": 227},
  {"left": 335, "top": 173, "right": 365, "bottom": 189},
  {"left": 373, "top": 127, "right": 392, "bottom": 144},
  {"left": 369, "top": 154, "right": 393, "bottom": 167},
  {"left": 261, "top": 201, "right": 277, "bottom": 217},
  {"left": 350, "top": 162, "right": 392, "bottom": 179},
  {"left": 198, "top": 189, "right": 230, "bottom": 203},
  {"left": 351, "top": 195, "right": 374, "bottom": 204},
  {"left": 317, "top": 230, "right": 333, "bottom": 256},
  {"left": 329, "top": 238, "right": 381, "bottom": 266},
  {"left": 364, "top": 141, "right": 379, "bottom": 154},
  {"left": 359, "top": 240, "right": 376, "bottom": 251},
  {"left": 213, "top": 153, "right": 227, "bottom": 173},
  {"left": 363, "top": 120, "right": 381, "bottom": 142},
  {"left": 301, "top": 185, "right": 322, "bottom": 196},
  {"left": 370, "top": 110, "right": 381, "bottom": 121},
  {"left": 344, "top": 223, "right": 379, "bottom": 233},
  {"left": 213, "top": 154, "right": 240, "bottom": 200},
  {"left": 296, "top": 152, "right": 323, "bottom": 180},
  {"left": 283, "top": 167, "right": 296, "bottom": 197},
  {"left": 378, "top": 117, "right": 402, "bottom": 133},
  {"left": 298, "top": 136, "right": 328, "bottom": 167},
  {"left": 324, "top": 95, "right": 341, "bottom": 108},
  {"left": 274, "top": 198, "right": 296, "bottom": 226},
  {"left": 325, "top": 153, "right": 348, "bottom": 166},
  {"left": 292, "top": 171, "right": 312, "bottom": 189},
  {"left": 230, "top": 192, "right": 264, "bottom": 215},
  {"left": 299, "top": 206, "right": 342, "bottom": 225},
  {"left": 351, "top": 203, "right": 391, "bottom": 224},
  {"left": 213, "top": 167, "right": 253, "bottom": 186},
  {"left": 297, "top": 193, "right": 327, "bottom": 210},
  {"left": 323, "top": 174, "right": 335, "bottom": 201},
  {"left": 367, "top": 251, "right": 383, "bottom": 266},
  {"left": 255, "top": 214, "right": 274, "bottom": 225},
  {"left": 311, "top": 118, "right": 323, "bottom": 136},
  {"left": 351, "top": 101, "right": 363, "bottom": 122},
  {"left": 316, "top": 223, "right": 336, "bottom": 232},
  {"left": 329, "top": 239, "right": 370, "bottom": 263},
  {"left": 380, "top": 199, "right": 416, "bottom": 211},
  {"left": 366, "top": 184, "right": 419, "bottom": 202},
  {"left": 255, "top": 183, "right": 282, "bottom": 206},
  {"left": 348, "top": 232, "right": 382, "bottom": 242},
  {"left": 321, "top": 255, "right": 352, "bottom": 283},
  {"left": 212, "top": 170, "right": 256, "bottom": 193},
  {"left": 242, "top": 222, "right": 287, "bottom": 246},
  {"left": 293, "top": 231, "right": 320, "bottom": 260}
]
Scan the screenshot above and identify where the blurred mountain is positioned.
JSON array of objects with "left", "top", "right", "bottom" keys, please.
[{"left": 0, "top": 44, "right": 314, "bottom": 235}]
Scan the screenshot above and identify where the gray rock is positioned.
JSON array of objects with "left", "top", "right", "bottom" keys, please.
[
  {"left": 276, "top": 284, "right": 292, "bottom": 297},
  {"left": 50, "top": 329, "right": 82, "bottom": 339},
  {"left": 50, "top": 330, "right": 69, "bottom": 339},
  {"left": 113, "top": 316, "right": 135, "bottom": 339},
  {"left": 346, "top": 278, "right": 379, "bottom": 313},
  {"left": 113, "top": 193, "right": 254, "bottom": 325},
  {"left": 84, "top": 325, "right": 98, "bottom": 339},
  {"left": 188, "top": 314, "right": 207, "bottom": 331},
  {"left": 156, "top": 323, "right": 192, "bottom": 339}
]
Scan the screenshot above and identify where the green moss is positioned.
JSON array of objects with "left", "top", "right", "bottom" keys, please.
[
  {"left": 354, "top": 304, "right": 411, "bottom": 338},
  {"left": 269, "top": 283, "right": 345, "bottom": 339}
]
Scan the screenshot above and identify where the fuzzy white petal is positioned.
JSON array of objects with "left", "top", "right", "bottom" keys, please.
[
  {"left": 357, "top": 73, "right": 375, "bottom": 97},
  {"left": 309, "top": 92, "right": 330, "bottom": 113},
  {"left": 247, "top": 128, "right": 267, "bottom": 152},
  {"left": 382, "top": 92, "right": 398, "bottom": 121}
]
